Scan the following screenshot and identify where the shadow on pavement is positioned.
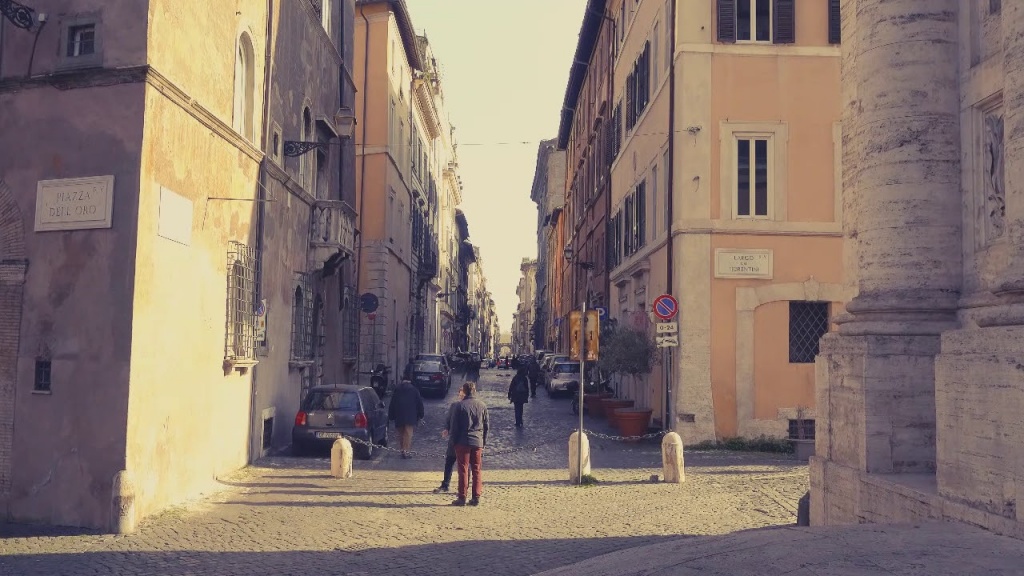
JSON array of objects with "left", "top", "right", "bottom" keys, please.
[{"left": 0, "top": 535, "right": 683, "bottom": 576}]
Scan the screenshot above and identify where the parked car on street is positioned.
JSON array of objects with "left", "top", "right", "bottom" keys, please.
[
  {"left": 496, "top": 357, "right": 509, "bottom": 370},
  {"left": 409, "top": 360, "right": 451, "bottom": 397},
  {"left": 414, "top": 353, "right": 451, "bottom": 376},
  {"left": 546, "top": 362, "right": 581, "bottom": 396},
  {"left": 292, "top": 385, "right": 388, "bottom": 459}
]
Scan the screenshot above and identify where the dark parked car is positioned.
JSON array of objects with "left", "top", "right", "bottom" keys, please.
[
  {"left": 496, "top": 357, "right": 509, "bottom": 370},
  {"left": 410, "top": 360, "right": 451, "bottom": 397},
  {"left": 292, "top": 385, "right": 388, "bottom": 459}
]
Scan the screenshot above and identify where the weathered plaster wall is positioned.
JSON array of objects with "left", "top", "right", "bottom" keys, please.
[
  {"left": 0, "top": 83, "right": 144, "bottom": 528},
  {"left": 126, "top": 81, "right": 258, "bottom": 521}
]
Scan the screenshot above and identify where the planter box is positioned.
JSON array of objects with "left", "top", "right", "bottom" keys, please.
[
  {"left": 585, "top": 393, "right": 614, "bottom": 416},
  {"left": 601, "top": 399, "right": 634, "bottom": 427},
  {"left": 615, "top": 408, "right": 652, "bottom": 441},
  {"left": 791, "top": 438, "right": 815, "bottom": 461}
]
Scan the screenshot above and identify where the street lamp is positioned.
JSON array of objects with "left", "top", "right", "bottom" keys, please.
[
  {"left": 564, "top": 243, "right": 594, "bottom": 486},
  {"left": 283, "top": 105, "right": 357, "bottom": 157},
  {"left": 1, "top": 0, "right": 35, "bottom": 29}
]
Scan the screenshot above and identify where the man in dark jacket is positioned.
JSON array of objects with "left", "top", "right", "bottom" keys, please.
[
  {"left": 388, "top": 378, "right": 424, "bottom": 459},
  {"left": 433, "top": 387, "right": 466, "bottom": 493},
  {"left": 449, "top": 381, "right": 489, "bottom": 506},
  {"left": 508, "top": 367, "right": 530, "bottom": 428},
  {"left": 527, "top": 357, "right": 542, "bottom": 398}
]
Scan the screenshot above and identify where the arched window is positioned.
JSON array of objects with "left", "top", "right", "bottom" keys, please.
[{"left": 233, "top": 33, "right": 256, "bottom": 142}]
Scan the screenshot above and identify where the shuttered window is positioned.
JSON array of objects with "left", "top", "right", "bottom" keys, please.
[
  {"left": 828, "top": 0, "right": 841, "bottom": 44},
  {"left": 717, "top": 0, "right": 795, "bottom": 44}
]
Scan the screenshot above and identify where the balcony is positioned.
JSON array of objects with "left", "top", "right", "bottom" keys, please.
[{"left": 309, "top": 200, "right": 356, "bottom": 266}]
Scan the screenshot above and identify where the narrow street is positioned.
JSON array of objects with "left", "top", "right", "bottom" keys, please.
[{"left": 1, "top": 368, "right": 808, "bottom": 576}]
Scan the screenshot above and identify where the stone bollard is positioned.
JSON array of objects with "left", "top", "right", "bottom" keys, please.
[
  {"left": 568, "top": 431, "right": 591, "bottom": 482},
  {"left": 661, "top": 432, "right": 684, "bottom": 484},
  {"left": 331, "top": 438, "right": 354, "bottom": 478},
  {"left": 110, "top": 469, "right": 137, "bottom": 535},
  {"left": 796, "top": 491, "right": 811, "bottom": 526}
]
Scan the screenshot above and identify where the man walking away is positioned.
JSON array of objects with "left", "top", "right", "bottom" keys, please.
[
  {"left": 433, "top": 387, "right": 465, "bottom": 493},
  {"left": 388, "top": 378, "right": 424, "bottom": 459},
  {"left": 449, "top": 381, "right": 489, "bottom": 506},
  {"left": 527, "top": 356, "right": 542, "bottom": 398},
  {"left": 508, "top": 367, "right": 530, "bottom": 428}
]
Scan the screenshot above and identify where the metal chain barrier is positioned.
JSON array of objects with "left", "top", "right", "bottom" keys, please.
[{"left": 328, "top": 425, "right": 665, "bottom": 461}]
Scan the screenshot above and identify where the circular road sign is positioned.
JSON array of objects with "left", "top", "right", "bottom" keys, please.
[
  {"left": 359, "top": 292, "right": 379, "bottom": 313},
  {"left": 653, "top": 294, "right": 678, "bottom": 321}
]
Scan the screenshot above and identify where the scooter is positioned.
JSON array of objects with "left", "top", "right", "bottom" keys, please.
[{"left": 369, "top": 364, "right": 390, "bottom": 398}]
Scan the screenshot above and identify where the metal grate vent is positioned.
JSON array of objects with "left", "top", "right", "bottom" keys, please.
[
  {"left": 788, "top": 301, "right": 829, "bottom": 363},
  {"left": 225, "top": 241, "right": 260, "bottom": 360}
]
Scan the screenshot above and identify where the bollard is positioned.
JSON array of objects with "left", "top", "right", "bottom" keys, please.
[
  {"left": 661, "top": 432, "right": 684, "bottom": 484},
  {"left": 331, "top": 438, "right": 354, "bottom": 479},
  {"left": 568, "top": 431, "right": 591, "bottom": 482},
  {"left": 110, "top": 469, "right": 137, "bottom": 534}
]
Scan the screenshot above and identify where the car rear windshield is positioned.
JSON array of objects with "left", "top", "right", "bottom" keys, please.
[
  {"left": 301, "top": 391, "right": 359, "bottom": 411},
  {"left": 554, "top": 364, "right": 580, "bottom": 373},
  {"left": 415, "top": 361, "right": 442, "bottom": 372}
]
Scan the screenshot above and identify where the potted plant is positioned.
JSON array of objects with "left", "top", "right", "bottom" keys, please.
[
  {"left": 596, "top": 326, "right": 658, "bottom": 436},
  {"left": 791, "top": 405, "right": 815, "bottom": 461}
]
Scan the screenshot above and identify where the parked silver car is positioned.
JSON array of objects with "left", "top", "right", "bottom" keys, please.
[
  {"left": 291, "top": 385, "right": 388, "bottom": 459},
  {"left": 546, "top": 362, "right": 581, "bottom": 395}
]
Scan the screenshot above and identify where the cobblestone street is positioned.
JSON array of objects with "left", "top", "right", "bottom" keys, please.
[{"left": 0, "top": 369, "right": 808, "bottom": 576}]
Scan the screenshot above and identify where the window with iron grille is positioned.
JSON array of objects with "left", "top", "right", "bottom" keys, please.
[
  {"left": 291, "top": 272, "right": 315, "bottom": 360},
  {"left": 34, "top": 359, "right": 52, "bottom": 392},
  {"left": 225, "top": 241, "right": 260, "bottom": 361},
  {"left": 788, "top": 419, "right": 815, "bottom": 440},
  {"left": 789, "top": 301, "right": 829, "bottom": 363}
]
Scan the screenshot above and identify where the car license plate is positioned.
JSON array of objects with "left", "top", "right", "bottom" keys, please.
[
  {"left": 417, "top": 376, "right": 429, "bottom": 380},
  {"left": 316, "top": 432, "right": 342, "bottom": 439}
]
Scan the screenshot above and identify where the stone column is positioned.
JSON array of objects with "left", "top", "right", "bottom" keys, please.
[
  {"left": 994, "top": 2, "right": 1024, "bottom": 301},
  {"left": 813, "top": 0, "right": 961, "bottom": 524}
]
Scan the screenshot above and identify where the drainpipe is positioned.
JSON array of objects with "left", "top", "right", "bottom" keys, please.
[
  {"left": 248, "top": 0, "right": 275, "bottom": 463},
  {"left": 664, "top": 0, "right": 677, "bottom": 432},
  {"left": 355, "top": 7, "right": 371, "bottom": 374}
]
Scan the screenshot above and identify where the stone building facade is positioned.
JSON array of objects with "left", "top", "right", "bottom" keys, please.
[
  {"left": 0, "top": 0, "right": 356, "bottom": 530},
  {"left": 530, "top": 138, "right": 567, "bottom": 352},
  {"left": 812, "top": 0, "right": 1024, "bottom": 539}
]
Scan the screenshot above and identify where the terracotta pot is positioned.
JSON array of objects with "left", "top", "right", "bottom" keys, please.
[
  {"left": 615, "top": 408, "right": 653, "bottom": 441},
  {"left": 585, "top": 393, "right": 614, "bottom": 416},
  {"left": 601, "top": 399, "right": 634, "bottom": 427}
]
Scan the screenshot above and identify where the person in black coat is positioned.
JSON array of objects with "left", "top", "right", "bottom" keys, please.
[
  {"left": 388, "top": 379, "right": 424, "bottom": 459},
  {"left": 508, "top": 367, "right": 530, "bottom": 428},
  {"left": 527, "top": 357, "right": 542, "bottom": 398}
]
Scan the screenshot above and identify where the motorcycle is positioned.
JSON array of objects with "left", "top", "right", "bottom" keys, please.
[
  {"left": 369, "top": 363, "right": 391, "bottom": 398},
  {"left": 568, "top": 375, "right": 613, "bottom": 415}
]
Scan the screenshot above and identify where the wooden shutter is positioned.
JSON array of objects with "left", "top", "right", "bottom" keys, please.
[
  {"left": 828, "top": 0, "right": 841, "bottom": 44},
  {"left": 774, "top": 0, "right": 796, "bottom": 44},
  {"left": 717, "top": 0, "right": 736, "bottom": 43}
]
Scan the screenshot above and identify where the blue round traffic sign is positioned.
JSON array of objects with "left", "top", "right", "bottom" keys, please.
[
  {"left": 359, "top": 292, "right": 379, "bottom": 313},
  {"left": 653, "top": 294, "right": 678, "bottom": 321}
]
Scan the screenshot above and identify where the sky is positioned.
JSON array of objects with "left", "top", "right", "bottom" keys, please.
[{"left": 405, "top": 0, "right": 588, "bottom": 333}]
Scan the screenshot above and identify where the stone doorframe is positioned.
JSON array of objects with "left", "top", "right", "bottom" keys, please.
[
  {"left": 735, "top": 277, "right": 850, "bottom": 438},
  {"left": 0, "top": 178, "right": 27, "bottom": 506}
]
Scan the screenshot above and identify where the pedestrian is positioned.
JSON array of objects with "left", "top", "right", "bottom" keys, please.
[
  {"left": 507, "top": 367, "right": 530, "bottom": 428},
  {"left": 433, "top": 387, "right": 466, "bottom": 493},
  {"left": 527, "top": 356, "right": 542, "bottom": 398},
  {"left": 449, "top": 380, "right": 489, "bottom": 506},
  {"left": 388, "top": 378, "right": 425, "bottom": 459}
]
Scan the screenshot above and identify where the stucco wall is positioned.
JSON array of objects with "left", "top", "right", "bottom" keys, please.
[
  {"left": 126, "top": 82, "right": 258, "bottom": 521},
  {"left": 0, "top": 82, "right": 144, "bottom": 527}
]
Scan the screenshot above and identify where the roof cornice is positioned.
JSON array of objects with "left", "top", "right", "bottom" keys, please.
[
  {"left": 356, "top": 0, "right": 424, "bottom": 70},
  {"left": 556, "top": 0, "right": 608, "bottom": 149}
]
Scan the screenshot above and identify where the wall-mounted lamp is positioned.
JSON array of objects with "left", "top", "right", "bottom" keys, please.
[{"left": 283, "top": 105, "right": 357, "bottom": 157}]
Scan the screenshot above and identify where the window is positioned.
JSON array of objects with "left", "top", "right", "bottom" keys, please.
[
  {"left": 828, "top": 0, "right": 842, "bottom": 44},
  {"left": 67, "top": 24, "right": 95, "bottom": 57},
  {"left": 663, "top": 149, "right": 671, "bottom": 231},
  {"left": 300, "top": 108, "right": 313, "bottom": 190},
  {"left": 650, "top": 164, "right": 658, "bottom": 240},
  {"left": 291, "top": 274, "right": 315, "bottom": 361},
  {"left": 34, "top": 359, "right": 52, "bottom": 392},
  {"left": 717, "top": 0, "right": 795, "bottom": 44},
  {"left": 226, "top": 241, "right": 260, "bottom": 362},
  {"left": 665, "top": 0, "right": 673, "bottom": 70},
  {"left": 233, "top": 33, "right": 256, "bottom": 142},
  {"left": 652, "top": 22, "right": 660, "bottom": 89},
  {"left": 735, "top": 136, "right": 771, "bottom": 218},
  {"left": 625, "top": 42, "right": 650, "bottom": 132},
  {"left": 789, "top": 301, "right": 829, "bottom": 363},
  {"left": 788, "top": 419, "right": 815, "bottom": 440},
  {"left": 990, "top": 0, "right": 1001, "bottom": 15}
]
